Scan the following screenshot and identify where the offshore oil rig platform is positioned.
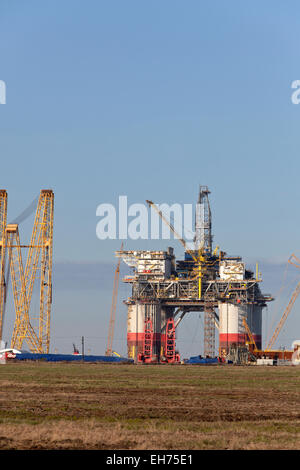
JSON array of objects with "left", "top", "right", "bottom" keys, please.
[{"left": 116, "top": 186, "right": 274, "bottom": 363}]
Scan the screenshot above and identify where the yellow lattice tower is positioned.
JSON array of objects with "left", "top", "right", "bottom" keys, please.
[
  {"left": 7, "top": 224, "right": 40, "bottom": 351},
  {"left": 7, "top": 190, "right": 54, "bottom": 353}
]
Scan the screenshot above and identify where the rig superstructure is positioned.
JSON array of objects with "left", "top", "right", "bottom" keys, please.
[{"left": 117, "top": 186, "right": 273, "bottom": 363}]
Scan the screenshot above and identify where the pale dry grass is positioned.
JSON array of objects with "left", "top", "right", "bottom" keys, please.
[{"left": 0, "top": 419, "right": 299, "bottom": 449}]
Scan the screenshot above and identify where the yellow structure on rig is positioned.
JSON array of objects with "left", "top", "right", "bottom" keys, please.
[{"left": 0, "top": 190, "right": 54, "bottom": 353}]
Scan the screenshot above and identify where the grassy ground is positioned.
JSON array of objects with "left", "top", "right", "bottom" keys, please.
[{"left": 0, "top": 362, "right": 299, "bottom": 449}]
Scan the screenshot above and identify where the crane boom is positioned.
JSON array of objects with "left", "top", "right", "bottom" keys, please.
[
  {"left": 145, "top": 197, "right": 218, "bottom": 300},
  {"left": 287, "top": 253, "right": 300, "bottom": 269},
  {"left": 242, "top": 317, "right": 258, "bottom": 351},
  {"left": 37, "top": 190, "right": 54, "bottom": 353},
  {"left": 265, "top": 253, "right": 300, "bottom": 351},
  {"left": 24, "top": 192, "right": 46, "bottom": 310},
  {"left": 106, "top": 242, "right": 123, "bottom": 356},
  {"left": 24, "top": 191, "right": 54, "bottom": 324},
  {"left": 265, "top": 281, "right": 300, "bottom": 351},
  {"left": 146, "top": 200, "right": 198, "bottom": 263},
  {"left": 0, "top": 190, "right": 7, "bottom": 341}
]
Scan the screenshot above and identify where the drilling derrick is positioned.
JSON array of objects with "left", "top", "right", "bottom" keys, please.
[
  {"left": 195, "top": 186, "right": 216, "bottom": 357},
  {"left": 194, "top": 185, "right": 212, "bottom": 254}
]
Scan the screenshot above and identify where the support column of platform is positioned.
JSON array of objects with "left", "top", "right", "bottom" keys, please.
[
  {"left": 160, "top": 306, "right": 176, "bottom": 360},
  {"left": 127, "top": 301, "right": 162, "bottom": 362},
  {"left": 246, "top": 304, "right": 262, "bottom": 350},
  {"left": 204, "top": 304, "right": 216, "bottom": 357},
  {"left": 218, "top": 302, "right": 253, "bottom": 356}
]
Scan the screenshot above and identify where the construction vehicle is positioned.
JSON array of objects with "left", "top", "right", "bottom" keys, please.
[{"left": 73, "top": 343, "right": 80, "bottom": 355}]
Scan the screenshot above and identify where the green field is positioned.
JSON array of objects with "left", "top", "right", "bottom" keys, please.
[{"left": 0, "top": 362, "right": 299, "bottom": 449}]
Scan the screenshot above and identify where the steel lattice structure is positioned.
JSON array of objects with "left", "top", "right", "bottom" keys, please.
[
  {"left": 7, "top": 224, "right": 40, "bottom": 351},
  {"left": 0, "top": 190, "right": 54, "bottom": 353},
  {"left": 118, "top": 187, "right": 273, "bottom": 363},
  {"left": 0, "top": 190, "right": 7, "bottom": 341},
  {"left": 105, "top": 242, "right": 123, "bottom": 356}
]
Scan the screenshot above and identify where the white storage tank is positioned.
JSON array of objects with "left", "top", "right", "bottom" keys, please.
[
  {"left": 127, "top": 302, "right": 161, "bottom": 360},
  {"left": 218, "top": 302, "right": 248, "bottom": 355}
]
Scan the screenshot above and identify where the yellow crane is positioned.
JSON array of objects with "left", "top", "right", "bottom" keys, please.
[
  {"left": 105, "top": 242, "right": 123, "bottom": 356},
  {"left": 6, "top": 224, "right": 40, "bottom": 351},
  {"left": 0, "top": 190, "right": 7, "bottom": 342},
  {"left": 1, "top": 190, "right": 54, "bottom": 353},
  {"left": 265, "top": 253, "right": 300, "bottom": 352},
  {"left": 242, "top": 317, "right": 258, "bottom": 352},
  {"left": 28, "top": 189, "right": 54, "bottom": 353},
  {"left": 146, "top": 200, "right": 198, "bottom": 262}
]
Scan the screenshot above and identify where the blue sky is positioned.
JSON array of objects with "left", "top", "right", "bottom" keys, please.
[{"left": 1, "top": 1, "right": 300, "bottom": 356}]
